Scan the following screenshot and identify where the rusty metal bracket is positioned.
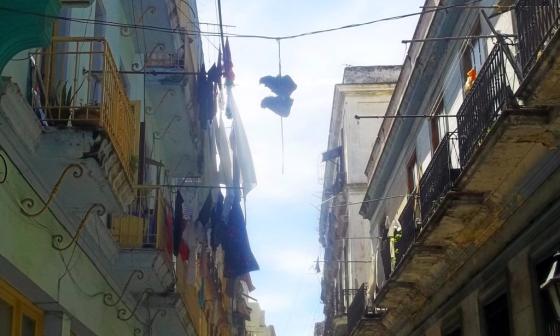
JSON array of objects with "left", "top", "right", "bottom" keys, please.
[
  {"left": 51, "top": 203, "right": 106, "bottom": 251},
  {"left": 117, "top": 288, "right": 154, "bottom": 321},
  {"left": 0, "top": 152, "right": 7, "bottom": 184},
  {"left": 20, "top": 164, "right": 83, "bottom": 217},
  {"left": 103, "top": 270, "right": 145, "bottom": 307}
]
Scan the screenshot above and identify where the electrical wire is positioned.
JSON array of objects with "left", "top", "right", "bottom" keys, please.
[
  {"left": 0, "top": 1, "right": 496, "bottom": 42},
  {"left": 328, "top": 194, "right": 409, "bottom": 208}
]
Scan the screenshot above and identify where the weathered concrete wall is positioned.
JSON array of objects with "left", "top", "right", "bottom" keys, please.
[
  {"left": 346, "top": 189, "right": 373, "bottom": 290},
  {"left": 343, "top": 66, "right": 401, "bottom": 85},
  {"left": 343, "top": 92, "right": 391, "bottom": 185}
]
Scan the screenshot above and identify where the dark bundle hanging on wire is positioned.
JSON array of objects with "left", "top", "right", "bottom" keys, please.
[
  {"left": 259, "top": 75, "right": 297, "bottom": 117},
  {"left": 259, "top": 39, "right": 297, "bottom": 118}
]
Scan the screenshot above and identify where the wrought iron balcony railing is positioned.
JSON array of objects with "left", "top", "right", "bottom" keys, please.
[
  {"left": 457, "top": 43, "right": 514, "bottom": 168},
  {"left": 516, "top": 0, "right": 560, "bottom": 75},
  {"left": 395, "top": 195, "right": 418, "bottom": 265},
  {"left": 419, "top": 132, "right": 461, "bottom": 223},
  {"left": 32, "top": 37, "right": 138, "bottom": 184},
  {"left": 379, "top": 234, "right": 392, "bottom": 283},
  {"left": 145, "top": 52, "right": 185, "bottom": 68},
  {"left": 347, "top": 283, "right": 367, "bottom": 335}
]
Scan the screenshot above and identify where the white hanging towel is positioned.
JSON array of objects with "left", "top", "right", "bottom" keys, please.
[
  {"left": 227, "top": 85, "right": 257, "bottom": 195},
  {"left": 215, "top": 113, "right": 233, "bottom": 186}
]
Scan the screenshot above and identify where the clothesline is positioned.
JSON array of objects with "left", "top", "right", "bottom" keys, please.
[{"left": 135, "top": 184, "right": 244, "bottom": 190}]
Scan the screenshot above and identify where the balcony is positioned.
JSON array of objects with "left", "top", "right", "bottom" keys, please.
[
  {"left": 347, "top": 283, "right": 387, "bottom": 336},
  {"left": 369, "top": 41, "right": 559, "bottom": 336},
  {"left": 395, "top": 195, "right": 419, "bottom": 265},
  {"left": 379, "top": 232, "right": 392, "bottom": 286},
  {"left": 145, "top": 52, "right": 185, "bottom": 69},
  {"left": 516, "top": 0, "right": 560, "bottom": 104},
  {"left": 457, "top": 43, "right": 515, "bottom": 167},
  {"left": 347, "top": 283, "right": 367, "bottom": 335},
  {"left": 32, "top": 37, "right": 138, "bottom": 186},
  {"left": 419, "top": 132, "right": 461, "bottom": 222},
  {"left": 112, "top": 189, "right": 175, "bottom": 293}
]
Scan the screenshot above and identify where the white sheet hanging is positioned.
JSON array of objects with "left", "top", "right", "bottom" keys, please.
[{"left": 227, "top": 85, "right": 257, "bottom": 195}]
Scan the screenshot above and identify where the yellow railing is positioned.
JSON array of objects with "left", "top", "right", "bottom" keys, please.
[
  {"left": 176, "top": 260, "right": 208, "bottom": 336},
  {"left": 175, "top": 249, "right": 234, "bottom": 336},
  {"left": 111, "top": 189, "right": 172, "bottom": 256},
  {"left": 34, "top": 37, "right": 138, "bottom": 184}
]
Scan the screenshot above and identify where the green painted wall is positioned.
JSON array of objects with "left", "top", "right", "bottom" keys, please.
[
  {"left": 0, "top": 149, "right": 141, "bottom": 335},
  {"left": 0, "top": 0, "right": 61, "bottom": 72}
]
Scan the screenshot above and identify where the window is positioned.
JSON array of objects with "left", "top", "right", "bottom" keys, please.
[
  {"left": 406, "top": 152, "right": 419, "bottom": 193},
  {"left": 0, "top": 298, "right": 12, "bottom": 336},
  {"left": 482, "top": 293, "right": 510, "bottom": 336},
  {"left": 461, "top": 20, "right": 487, "bottom": 94},
  {"left": 430, "top": 100, "right": 444, "bottom": 153},
  {"left": 0, "top": 279, "right": 43, "bottom": 336}
]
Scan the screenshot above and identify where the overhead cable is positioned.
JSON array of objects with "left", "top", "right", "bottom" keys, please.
[{"left": 0, "top": 1, "right": 499, "bottom": 42}]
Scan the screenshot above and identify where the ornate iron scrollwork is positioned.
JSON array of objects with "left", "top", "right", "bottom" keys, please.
[
  {"left": 131, "top": 43, "right": 165, "bottom": 71},
  {"left": 0, "top": 152, "right": 7, "bottom": 184},
  {"left": 146, "top": 89, "right": 175, "bottom": 116},
  {"left": 117, "top": 288, "right": 154, "bottom": 321},
  {"left": 121, "top": 6, "right": 156, "bottom": 36},
  {"left": 51, "top": 203, "right": 106, "bottom": 251},
  {"left": 103, "top": 270, "right": 145, "bottom": 307},
  {"left": 20, "top": 164, "right": 83, "bottom": 217},
  {"left": 153, "top": 115, "right": 181, "bottom": 141},
  {"left": 146, "top": 309, "right": 166, "bottom": 328}
]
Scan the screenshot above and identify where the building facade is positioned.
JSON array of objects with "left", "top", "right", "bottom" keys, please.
[
  {"left": 343, "top": 1, "right": 560, "bottom": 336},
  {"left": 0, "top": 1, "right": 258, "bottom": 335},
  {"left": 245, "top": 302, "right": 275, "bottom": 336},
  {"left": 319, "top": 66, "right": 400, "bottom": 336}
]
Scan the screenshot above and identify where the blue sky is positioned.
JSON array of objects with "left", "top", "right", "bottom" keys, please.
[{"left": 198, "top": 1, "right": 423, "bottom": 335}]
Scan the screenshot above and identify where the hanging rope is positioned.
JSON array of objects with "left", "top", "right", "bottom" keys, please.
[{"left": 277, "top": 38, "right": 285, "bottom": 174}]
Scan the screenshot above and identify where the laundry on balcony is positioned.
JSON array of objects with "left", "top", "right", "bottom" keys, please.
[
  {"left": 223, "top": 38, "right": 235, "bottom": 85},
  {"left": 198, "top": 63, "right": 217, "bottom": 129},
  {"left": 223, "top": 202, "right": 259, "bottom": 280},
  {"left": 228, "top": 86, "right": 257, "bottom": 195},
  {"left": 173, "top": 191, "right": 189, "bottom": 260},
  {"left": 210, "top": 192, "right": 226, "bottom": 250}
]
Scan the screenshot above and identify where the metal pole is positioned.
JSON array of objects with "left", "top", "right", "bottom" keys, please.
[
  {"left": 217, "top": 0, "right": 226, "bottom": 51},
  {"left": 402, "top": 34, "right": 516, "bottom": 43},
  {"left": 135, "top": 184, "right": 244, "bottom": 190},
  {"left": 87, "top": 69, "right": 199, "bottom": 76},
  {"left": 317, "top": 260, "right": 373, "bottom": 263},
  {"left": 421, "top": 5, "right": 513, "bottom": 10},
  {"left": 355, "top": 114, "right": 457, "bottom": 119}
]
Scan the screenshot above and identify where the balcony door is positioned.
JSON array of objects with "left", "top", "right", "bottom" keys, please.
[{"left": 90, "top": 0, "right": 107, "bottom": 107}]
